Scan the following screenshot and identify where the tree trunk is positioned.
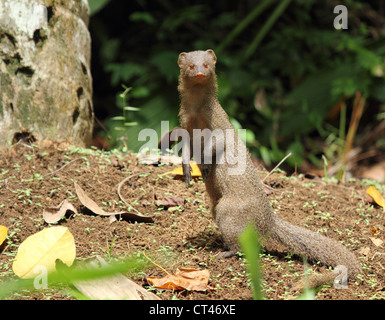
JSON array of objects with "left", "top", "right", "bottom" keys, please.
[{"left": 0, "top": 0, "right": 93, "bottom": 148}]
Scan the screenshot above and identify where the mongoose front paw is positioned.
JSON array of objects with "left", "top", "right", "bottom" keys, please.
[
  {"left": 200, "top": 163, "right": 211, "bottom": 179},
  {"left": 183, "top": 163, "right": 192, "bottom": 187}
]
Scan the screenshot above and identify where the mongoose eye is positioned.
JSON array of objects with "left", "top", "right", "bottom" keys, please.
[
  {"left": 189, "top": 64, "right": 195, "bottom": 70},
  {"left": 203, "top": 63, "right": 209, "bottom": 69}
]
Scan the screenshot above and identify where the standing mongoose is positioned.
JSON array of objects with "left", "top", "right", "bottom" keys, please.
[{"left": 177, "top": 49, "right": 362, "bottom": 282}]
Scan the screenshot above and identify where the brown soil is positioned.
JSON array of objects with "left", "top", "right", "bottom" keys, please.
[{"left": 0, "top": 144, "right": 384, "bottom": 300}]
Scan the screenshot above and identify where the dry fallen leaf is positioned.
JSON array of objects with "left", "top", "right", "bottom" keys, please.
[
  {"left": 74, "top": 182, "right": 154, "bottom": 223},
  {"left": 12, "top": 226, "right": 76, "bottom": 279},
  {"left": 147, "top": 267, "right": 210, "bottom": 291},
  {"left": 72, "top": 256, "right": 161, "bottom": 300},
  {"left": 370, "top": 237, "right": 384, "bottom": 247},
  {"left": 0, "top": 225, "right": 7, "bottom": 246},
  {"left": 154, "top": 194, "right": 184, "bottom": 209},
  {"left": 358, "top": 247, "right": 371, "bottom": 257},
  {"left": 366, "top": 186, "right": 385, "bottom": 209},
  {"left": 43, "top": 199, "right": 78, "bottom": 223}
]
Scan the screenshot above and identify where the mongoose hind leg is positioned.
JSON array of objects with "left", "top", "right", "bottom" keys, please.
[{"left": 214, "top": 199, "right": 251, "bottom": 258}]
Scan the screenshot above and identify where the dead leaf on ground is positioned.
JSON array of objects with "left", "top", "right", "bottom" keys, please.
[
  {"left": 72, "top": 256, "right": 161, "bottom": 300},
  {"left": 358, "top": 247, "right": 371, "bottom": 258},
  {"left": 74, "top": 182, "right": 154, "bottom": 223},
  {"left": 370, "top": 237, "right": 384, "bottom": 247},
  {"left": 154, "top": 193, "right": 184, "bottom": 209},
  {"left": 146, "top": 267, "right": 210, "bottom": 291},
  {"left": 43, "top": 199, "right": 78, "bottom": 223}
]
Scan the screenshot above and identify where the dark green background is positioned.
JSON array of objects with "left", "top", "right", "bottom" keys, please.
[{"left": 88, "top": 0, "right": 385, "bottom": 170}]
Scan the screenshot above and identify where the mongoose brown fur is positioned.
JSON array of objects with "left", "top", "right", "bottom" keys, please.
[{"left": 177, "top": 49, "right": 362, "bottom": 282}]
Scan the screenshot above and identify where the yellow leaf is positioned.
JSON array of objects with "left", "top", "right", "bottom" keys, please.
[
  {"left": 366, "top": 186, "right": 385, "bottom": 208},
  {"left": 0, "top": 225, "right": 7, "bottom": 246},
  {"left": 167, "top": 162, "right": 202, "bottom": 177},
  {"left": 12, "top": 226, "right": 76, "bottom": 279},
  {"left": 169, "top": 167, "right": 183, "bottom": 176}
]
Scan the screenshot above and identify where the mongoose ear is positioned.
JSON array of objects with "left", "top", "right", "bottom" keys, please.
[
  {"left": 206, "top": 49, "right": 217, "bottom": 65},
  {"left": 178, "top": 52, "right": 187, "bottom": 68}
]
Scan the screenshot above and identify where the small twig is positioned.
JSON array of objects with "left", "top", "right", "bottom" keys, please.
[
  {"left": 94, "top": 116, "right": 112, "bottom": 140},
  {"left": 117, "top": 173, "right": 142, "bottom": 214},
  {"left": 142, "top": 252, "right": 170, "bottom": 275},
  {"left": 0, "top": 244, "right": 10, "bottom": 255},
  {"left": 338, "top": 92, "right": 366, "bottom": 180},
  {"left": 10, "top": 140, "right": 34, "bottom": 150},
  {"left": 43, "top": 158, "right": 83, "bottom": 177},
  {"left": 262, "top": 152, "right": 292, "bottom": 182},
  {"left": 198, "top": 238, "right": 215, "bottom": 254}
]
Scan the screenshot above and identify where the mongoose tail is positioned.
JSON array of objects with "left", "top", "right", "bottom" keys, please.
[{"left": 272, "top": 216, "right": 361, "bottom": 277}]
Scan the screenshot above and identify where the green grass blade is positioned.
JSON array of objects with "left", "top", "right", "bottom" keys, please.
[
  {"left": 238, "top": 224, "right": 264, "bottom": 300},
  {"left": 0, "top": 255, "right": 148, "bottom": 299}
]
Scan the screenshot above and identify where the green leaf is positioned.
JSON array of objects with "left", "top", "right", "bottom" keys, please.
[
  {"left": 238, "top": 224, "right": 264, "bottom": 300},
  {"left": 110, "top": 116, "right": 125, "bottom": 121},
  {"left": 259, "top": 146, "right": 272, "bottom": 167},
  {"left": 124, "top": 122, "right": 138, "bottom": 127},
  {"left": 151, "top": 51, "right": 179, "bottom": 83},
  {"left": 124, "top": 106, "right": 141, "bottom": 112},
  {"left": 0, "top": 255, "right": 149, "bottom": 299},
  {"left": 88, "top": 0, "right": 111, "bottom": 16},
  {"left": 131, "top": 87, "right": 150, "bottom": 99},
  {"left": 129, "top": 12, "right": 156, "bottom": 25},
  {"left": 105, "top": 63, "right": 144, "bottom": 86}
]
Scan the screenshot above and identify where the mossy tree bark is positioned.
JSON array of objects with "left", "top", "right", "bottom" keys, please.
[{"left": 0, "top": 0, "right": 93, "bottom": 148}]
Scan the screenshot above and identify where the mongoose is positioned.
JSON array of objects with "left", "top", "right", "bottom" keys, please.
[{"left": 177, "top": 49, "right": 362, "bottom": 282}]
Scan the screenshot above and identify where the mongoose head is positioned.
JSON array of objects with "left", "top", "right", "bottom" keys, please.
[{"left": 178, "top": 49, "right": 217, "bottom": 84}]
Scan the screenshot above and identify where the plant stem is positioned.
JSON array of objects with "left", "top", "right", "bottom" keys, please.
[
  {"left": 244, "top": 0, "right": 292, "bottom": 60},
  {"left": 216, "top": 0, "right": 275, "bottom": 54}
]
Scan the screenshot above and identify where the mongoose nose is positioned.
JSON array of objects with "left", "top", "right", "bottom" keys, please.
[{"left": 196, "top": 72, "right": 204, "bottom": 77}]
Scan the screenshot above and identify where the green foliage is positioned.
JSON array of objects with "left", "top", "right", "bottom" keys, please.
[
  {"left": 0, "top": 254, "right": 149, "bottom": 299},
  {"left": 238, "top": 224, "right": 264, "bottom": 300},
  {"left": 110, "top": 85, "right": 140, "bottom": 129},
  {"left": 88, "top": 0, "right": 111, "bottom": 16},
  {"left": 90, "top": 0, "right": 385, "bottom": 167}
]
